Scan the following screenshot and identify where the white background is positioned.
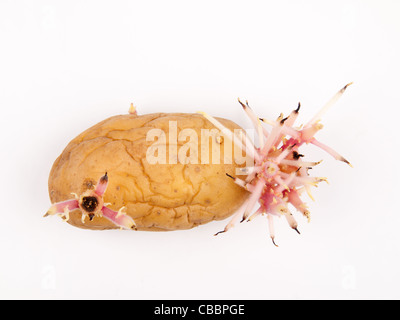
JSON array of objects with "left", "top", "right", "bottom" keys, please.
[{"left": 1, "top": 0, "right": 399, "bottom": 300}]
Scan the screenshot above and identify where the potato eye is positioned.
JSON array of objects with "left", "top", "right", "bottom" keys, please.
[{"left": 81, "top": 196, "right": 98, "bottom": 213}]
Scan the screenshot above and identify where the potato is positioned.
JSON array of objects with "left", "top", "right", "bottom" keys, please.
[{"left": 48, "top": 113, "right": 249, "bottom": 231}]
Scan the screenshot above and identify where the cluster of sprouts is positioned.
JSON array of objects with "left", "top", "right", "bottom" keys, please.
[
  {"left": 45, "top": 172, "right": 136, "bottom": 230},
  {"left": 198, "top": 83, "right": 352, "bottom": 246}
]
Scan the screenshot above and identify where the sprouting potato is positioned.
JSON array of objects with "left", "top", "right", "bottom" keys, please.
[
  {"left": 46, "top": 111, "right": 250, "bottom": 231},
  {"left": 46, "top": 83, "right": 351, "bottom": 244}
]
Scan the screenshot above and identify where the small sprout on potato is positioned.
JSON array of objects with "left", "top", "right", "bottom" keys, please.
[
  {"left": 199, "top": 83, "right": 352, "bottom": 245},
  {"left": 129, "top": 102, "right": 137, "bottom": 115},
  {"left": 45, "top": 173, "right": 136, "bottom": 230}
]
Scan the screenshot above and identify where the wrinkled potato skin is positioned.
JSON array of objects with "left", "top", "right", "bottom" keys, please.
[{"left": 48, "top": 113, "right": 249, "bottom": 231}]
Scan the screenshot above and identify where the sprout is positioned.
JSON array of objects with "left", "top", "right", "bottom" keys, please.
[
  {"left": 199, "top": 83, "right": 352, "bottom": 245},
  {"left": 44, "top": 173, "right": 136, "bottom": 230}
]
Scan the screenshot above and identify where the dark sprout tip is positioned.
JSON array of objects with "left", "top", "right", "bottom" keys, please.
[
  {"left": 226, "top": 173, "right": 235, "bottom": 180},
  {"left": 100, "top": 172, "right": 108, "bottom": 183},
  {"left": 214, "top": 230, "right": 225, "bottom": 236},
  {"left": 295, "top": 102, "right": 301, "bottom": 113},
  {"left": 237, "top": 98, "right": 246, "bottom": 109},
  {"left": 280, "top": 116, "right": 289, "bottom": 125},
  {"left": 292, "top": 151, "right": 304, "bottom": 160}
]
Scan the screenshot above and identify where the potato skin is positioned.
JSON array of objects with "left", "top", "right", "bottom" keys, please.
[{"left": 48, "top": 113, "right": 249, "bottom": 231}]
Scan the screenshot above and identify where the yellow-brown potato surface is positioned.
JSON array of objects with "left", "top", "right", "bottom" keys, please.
[{"left": 48, "top": 113, "right": 249, "bottom": 231}]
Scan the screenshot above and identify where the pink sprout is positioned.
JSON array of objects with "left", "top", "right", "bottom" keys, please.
[{"left": 199, "top": 83, "right": 352, "bottom": 246}]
